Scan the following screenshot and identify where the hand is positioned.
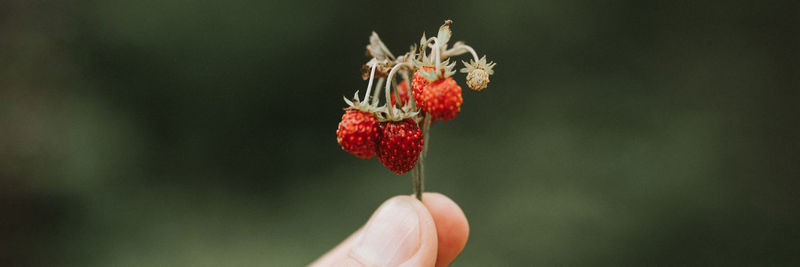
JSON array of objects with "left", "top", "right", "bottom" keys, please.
[{"left": 311, "top": 193, "right": 469, "bottom": 267}]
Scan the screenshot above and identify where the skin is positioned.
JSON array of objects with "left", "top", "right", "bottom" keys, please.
[{"left": 311, "top": 192, "right": 469, "bottom": 267}]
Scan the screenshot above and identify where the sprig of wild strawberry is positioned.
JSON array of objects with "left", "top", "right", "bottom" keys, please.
[{"left": 336, "top": 20, "right": 496, "bottom": 200}]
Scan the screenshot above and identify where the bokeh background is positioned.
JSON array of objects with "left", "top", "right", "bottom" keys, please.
[{"left": 2, "top": 0, "right": 798, "bottom": 266}]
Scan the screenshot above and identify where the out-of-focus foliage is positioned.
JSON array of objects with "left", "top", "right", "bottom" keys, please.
[{"left": 1, "top": 0, "right": 798, "bottom": 266}]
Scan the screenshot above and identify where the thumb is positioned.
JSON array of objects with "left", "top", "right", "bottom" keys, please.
[{"left": 312, "top": 196, "right": 438, "bottom": 266}]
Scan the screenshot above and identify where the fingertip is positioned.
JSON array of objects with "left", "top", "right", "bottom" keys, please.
[
  {"left": 312, "top": 194, "right": 451, "bottom": 267},
  {"left": 421, "top": 192, "right": 470, "bottom": 267},
  {"left": 399, "top": 195, "right": 439, "bottom": 267}
]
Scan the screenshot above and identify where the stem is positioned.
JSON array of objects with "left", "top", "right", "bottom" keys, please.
[
  {"left": 413, "top": 150, "right": 424, "bottom": 200},
  {"left": 422, "top": 112, "right": 432, "bottom": 158},
  {"left": 391, "top": 78, "right": 399, "bottom": 107},
  {"left": 400, "top": 71, "right": 411, "bottom": 85},
  {"left": 433, "top": 38, "right": 442, "bottom": 74},
  {"left": 443, "top": 44, "right": 480, "bottom": 62},
  {"left": 372, "top": 78, "right": 385, "bottom": 105},
  {"left": 460, "top": 44, "right": 480, "bottom": 62},
  {"left": 384, "top": 62, "right": 412, "bottom": 119},
  {"left": 414, "top": 112, "right": 432, "bottom": 201},
  {"left": 363, "top": 62, "right": 377, "bottom": 103},
  {"left": 401, "top": 71, "right": 414, "bottom": 108}
]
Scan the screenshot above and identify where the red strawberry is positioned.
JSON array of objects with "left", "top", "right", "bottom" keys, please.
[
  {"left": 391, "top": 80, "right": 410, "bottom": 107},
  {"left": 377, "top": 119, "right": 423, "bottom": 174},
  {"left": 412, "top": 66, "right": 435, "bottom": 110},
  {"left": 420, "top": 77, "right": 463, "bottom": 121},
  {"left": 336, "top": 109, "right": 380, "bottom": 159}
]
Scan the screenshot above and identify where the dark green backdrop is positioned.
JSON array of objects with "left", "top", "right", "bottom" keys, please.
[{"left": 2, "top": 0, "right": 798, "bottom": 265}]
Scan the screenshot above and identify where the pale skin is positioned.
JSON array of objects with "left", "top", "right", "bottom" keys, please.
[{"left": 311, "top": 193, "right": 470, "bottom": 267}]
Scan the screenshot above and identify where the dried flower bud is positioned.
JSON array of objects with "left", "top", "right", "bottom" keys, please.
[
  {"left": 466, "top": 68, "right": 489, "bottom": 91},
  {"left": 460, "top": 55, "right": 496, "bottom": 91}
]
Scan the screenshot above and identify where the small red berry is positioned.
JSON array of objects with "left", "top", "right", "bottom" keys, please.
[
  {"left": 420, "top": 77, "right": 463, "bottom": 121},
  {"left": 377, "top": 119, "right": 423, "bottom": 174},
  {"left": 391, "top": 80, "right": 410, "bottom": 107},
  {"left": 336, "top": 109, "right": 380, "bottom": 159},
  {"left": 412, "top": 66, "right": 435, "bottom": 110}
]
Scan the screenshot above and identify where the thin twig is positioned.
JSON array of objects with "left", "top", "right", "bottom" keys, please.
[
  {"left": 363, "top": 61, "right": 378, "bottom": 103},
  {"left": 414, "top": 112, "right": 432, "bottom": 201},
  {"left": 372, "top": 78, "right": 385, "bottom": 105},
  {"left": 413, "top": 156, "right": 423, "bottom": 200},
  {"left": 423, "top": 113, "right": 432, "bottom": 158}
]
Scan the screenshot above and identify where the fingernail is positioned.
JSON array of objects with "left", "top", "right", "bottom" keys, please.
[{"left": 351, "top": 197, "right": 421, "bottom": 266}]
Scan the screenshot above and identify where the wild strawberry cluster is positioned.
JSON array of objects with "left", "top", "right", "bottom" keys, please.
[{"left": 336, "top": 20, "right": 496, "bottom": 188}]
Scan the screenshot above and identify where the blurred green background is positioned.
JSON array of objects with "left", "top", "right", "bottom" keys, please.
[{"left": 2, "top": 0, "right": 798, "bottom": 266}]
